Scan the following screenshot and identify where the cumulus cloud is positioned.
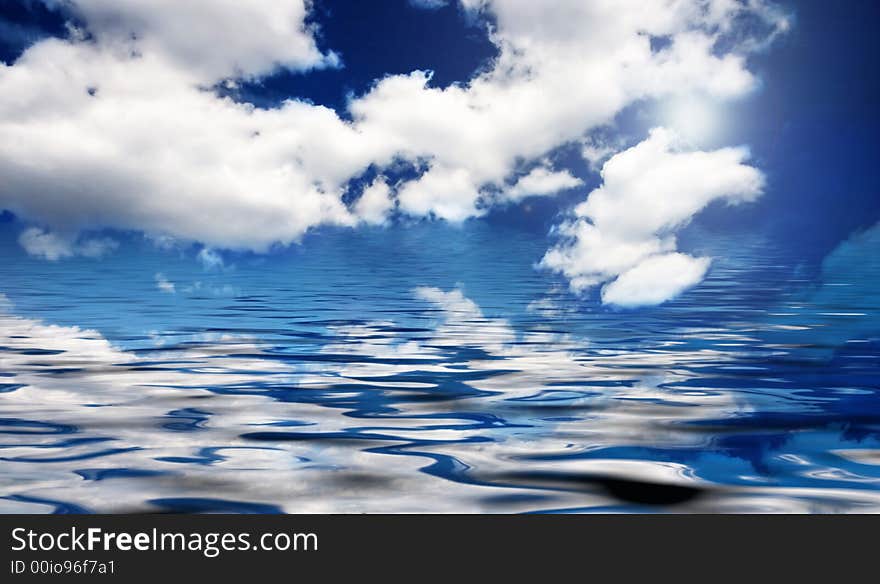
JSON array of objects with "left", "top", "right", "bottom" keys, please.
[
  {"left": 581, "top": 135, "right": 622, "bottom": 171},
  {"left": 0, "top": 1, "right": 368, "bottom": 252},
  {"left": 396, "top": 163, "right": 482, "bottom": 222},
  {"left": 601, "top": 252, "right": 710, "bottom": 307},
  {"left": 541, "top": 128, "right": 764, "bottom": 306},
  {"left": 502, "top": 166, "right": 582, "bottom": 203},
  {"left": 62, "top": 0, "right": 338, "bottom": 81},
  {"left": 354, "top": 177, "right": 395, "bottom": 225},
  {"left": 0, "top": 0, "right": 786, "bottom": 258},
  {"left": 349, "top": 0, "right": 782, "bottom": 221}
]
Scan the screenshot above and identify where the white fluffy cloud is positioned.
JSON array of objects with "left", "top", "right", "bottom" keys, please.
[
  {"left": 0, "top": 28, "right": 369, "bottom": 252},
  {"left": 601, "top": 252, "right": 710, "bottom": 307},
  {"left": 502, "top": 166, "right": 583, "bottom": 203},
  {"left": 0, "top": 0, "right": 786, "bottom": 260},
  {"left": 62, "top": 0, "right": 338, "bottom": 81},
  {"left": 354, "top": 177, "right": 395, "bottom": 225},
  {"left": 350, "top": 0, "right": 783, "bottom": 221},
  {"left": 541, "top": 128, "right": 764, "bottom": 305}
]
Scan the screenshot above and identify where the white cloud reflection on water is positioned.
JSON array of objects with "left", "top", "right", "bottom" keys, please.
[{"left": 1, "top": 289, "right": 880, "bottom": 513}]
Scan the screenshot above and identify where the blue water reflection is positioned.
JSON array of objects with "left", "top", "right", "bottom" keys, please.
[{"left": 0, "top": 222, "right": 878, "bottom": 513}]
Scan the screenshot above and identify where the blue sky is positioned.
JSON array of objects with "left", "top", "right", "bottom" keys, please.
[{"left": 0, "top": 0, "right": 878, "bottom": 308}]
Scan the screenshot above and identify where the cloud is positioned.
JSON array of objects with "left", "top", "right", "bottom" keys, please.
[
  {"left": 526, "top": 287, "right": 574, "bottom": 318},
  {"left": 154, "top": 272, "right": 175, "bottom": 294},
  {"left": 350, "top": 0, "right": 781, "bottom": 221},
  {"left": 18, "top": 227, "right": 118, "bottom": 260},
  {"left": 0, "top": 1, "right": 368, "bottom": 253},
  {"left": 414, "top": 286, "right": 515, "bottom": 351},
  {"left": 197, "top": 247, "right": 226, "bottom": 271},
  {"left": 541, "top": 128, "right": 764, "bottom": 306},
  {"left": 601, "top": 252, "right": 710, "bottom": 307},
  {"left": 18, "top": 228, "right": 71, "bottom": 260},
  {"left": 0, "top": 0, "right": 786, "bottom": 257},
  {"left": 61, "top": 0, "right": 338, "bottom": 81},
  {"left": 581, "top": 135, "right": 621, "bottom": 171},
  {"left": 354, "top": 177, "right": 395, "bottom": 225},
  {"left": 397, "top": 163, "right": 482, "bottom": 222},
  {"left": 76, "top": 236, "right": 119, "bottom": 258},
  {"left": 502, "top": 166, "right": 582, "bottom": 203},
  {"left": 415, "top": 286, "right": 483, "bottom": 317}
]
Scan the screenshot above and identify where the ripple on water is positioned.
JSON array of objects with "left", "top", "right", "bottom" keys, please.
[{"left": 1, "top": 246, "right": 879, "bottom": 513}]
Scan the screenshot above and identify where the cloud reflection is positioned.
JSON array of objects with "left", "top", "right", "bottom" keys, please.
[{"left": 1, "top": 288, "right": 879, "bottom": 513}]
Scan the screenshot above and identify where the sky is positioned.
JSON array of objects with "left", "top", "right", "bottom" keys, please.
[{"left": 0, "top": 0, "right": 878, "bottom": 309}]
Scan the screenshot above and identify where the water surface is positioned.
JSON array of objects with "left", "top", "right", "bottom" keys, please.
[{"left": 1, "top": 223, "right": 879, "bottom": 513}]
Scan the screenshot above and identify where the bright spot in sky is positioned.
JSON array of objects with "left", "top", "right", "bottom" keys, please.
[{"left": 657, "top": 95, "right": 727, "bottom": 146}]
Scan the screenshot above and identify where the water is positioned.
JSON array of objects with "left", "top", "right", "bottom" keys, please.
[{"left": 0, "top": 222, "right": 879, "bottom": 513}]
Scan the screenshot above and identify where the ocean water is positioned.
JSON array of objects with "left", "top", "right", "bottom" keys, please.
[{"left": 0, "top": 222, "right": 879, "bottom": 513}]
